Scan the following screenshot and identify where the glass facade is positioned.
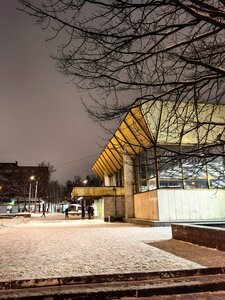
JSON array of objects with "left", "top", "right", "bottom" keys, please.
[
  {"left": 182, "top": 157, "right": 208, "bottom": 189},
  {"left": 134, "top": 146, "right": 225, "bottom": 193},
  {"left": 158, "top": 148, "right": 183, "bottom": 189},
  {"left": 115, "top": 168, "right": 124, "bottom": 187},
  {"left": 206, "top": 156, "right": 225, "bottom": 188}
]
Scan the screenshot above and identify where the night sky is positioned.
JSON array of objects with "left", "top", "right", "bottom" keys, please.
[{"left": 0, "top": 0, "right": 107, "bottom": 184}]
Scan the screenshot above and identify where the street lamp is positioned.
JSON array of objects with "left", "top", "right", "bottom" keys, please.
[
  {"left": 34, "top": 179, "right": 38, "bottom": 213},
  {"left": 81, "top": 179, "right": 88, "bottom": 219},
  {"left": 113, "top": 187, "right": 117, "bottom": 220},
  {"left": 28, "top": 176, "right": 33, "bottom": 211},
  {"left": 28, "top": 176, "right": 35, "bottom": 212}
]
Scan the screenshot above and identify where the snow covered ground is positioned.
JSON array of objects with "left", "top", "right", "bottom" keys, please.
[{"left": 0, "top": 215, "right": 204, "bottom": 281}]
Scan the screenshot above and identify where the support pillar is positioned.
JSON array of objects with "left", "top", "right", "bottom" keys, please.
[
  {"left": 104, "top": 171, "right": 110, "bottom": 187},
  {"left": 123, "top": 152, "right": 134, "bottom": 220}
]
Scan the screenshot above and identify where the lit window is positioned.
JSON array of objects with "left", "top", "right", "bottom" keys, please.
[
  {"left": 158, "top": 148, "right": 183, "bottom": 188},
  {"left": 207, "top": 157, "right": 225, "bottom": 188},
  {"left": 183, "top": 157, "right": 208, "bottom": 189}
]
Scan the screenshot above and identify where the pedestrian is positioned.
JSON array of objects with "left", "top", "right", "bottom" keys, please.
[
  {"left": 87, "top": 205, "right": 93, "bottom": 220},
  {"left": 65, "top": 207, "right": 69, "bottom": 219},
  {"left": 81, "top": 205, "right": 85, "bottom": 219},
  {"left": 41, "top": 204, "right": 46, "bottom": 218}
]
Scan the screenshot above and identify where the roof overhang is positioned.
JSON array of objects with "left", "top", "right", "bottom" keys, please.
[
  {"left": 93, "top": 100, "right": 225, "bottom": 180},
  {"left": 92, "top": 104, "right": 152, "bottom": 179},
  {"left": 142, "top": 100, "right": 225, "bottom": 145}
]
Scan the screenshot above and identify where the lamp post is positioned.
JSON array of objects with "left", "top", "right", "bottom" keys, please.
[
  {"left": 28, "top": 176, "right": 35, "bottom": 212},
  {"left": 113, "top": 187, "right": 117, "bottom": 220},
  {"left": 0, "top": 184, "right": 3, "bottom": 206},
  {"left": 81, "top": 179, "right": 88, "bottom": 219},
  {"left": 34, "top": 179, "right": 38, "bottom": 213}
]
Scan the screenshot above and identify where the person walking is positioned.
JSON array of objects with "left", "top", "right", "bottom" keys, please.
[
  {"left": 87, "top": 205, "right": 93, "bottom": 220},
  {"left": 81, "top": 206, "right": 85, "bottom": 219},
  {"left": 65, "top": 207, "right": 69, "bottom": 219},
  {"left": 41, "top": 203, "right": 46, "bottom": 218}
]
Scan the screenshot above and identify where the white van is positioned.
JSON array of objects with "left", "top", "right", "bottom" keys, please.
[{"left": 68, "top": 204, "right": 82, "bottom": 215}]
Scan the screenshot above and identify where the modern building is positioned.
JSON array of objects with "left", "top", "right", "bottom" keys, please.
[
  {"left": 0, "top": 162, "right": 48, "bottom": 212},
  {"left": 73, "top": 100, "right": 225, "bottom": 224}
]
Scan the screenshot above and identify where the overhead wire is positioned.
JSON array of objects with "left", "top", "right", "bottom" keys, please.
[{"left": 55, "top": 153, "right": 99, "bottom": 168}]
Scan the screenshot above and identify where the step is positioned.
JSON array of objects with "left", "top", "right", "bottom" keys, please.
[{"left": 1, "top": 268, "right": 225, "bottom": 299}]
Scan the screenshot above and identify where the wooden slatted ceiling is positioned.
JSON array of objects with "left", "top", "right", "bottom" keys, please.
[
  {"left": 92, "top": 164, "right": 103, "bottom": 179},
  {"left": 92, "top": 105, "right": 152, "bottom": 179}
]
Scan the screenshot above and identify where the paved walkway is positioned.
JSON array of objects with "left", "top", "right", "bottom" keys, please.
[{"left": 0, "top": 215, "right": 205, "bottom": 282}]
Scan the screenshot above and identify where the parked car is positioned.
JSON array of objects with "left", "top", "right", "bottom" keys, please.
[{"left": 68, "top": 204, "right": 82, "bottom": 215}]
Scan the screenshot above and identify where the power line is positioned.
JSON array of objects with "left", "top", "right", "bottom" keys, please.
[{"left": 55, "top": 154, "right": 99, "bottom": 168}]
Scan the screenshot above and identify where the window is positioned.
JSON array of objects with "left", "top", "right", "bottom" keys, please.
[
  {"left": 133, "top": 146, "right": 225, "bottom": 193},
  {"left": 134, "top": 148, "right": 157, "bottom": 192},
  {"left": 146, "top": 148, "right": 157, "bottom": 190},
  {"left": 139, "top": 151, "right": 148, "bottom": 191},
  {"left": 115, "top": 168, "right": 124, "bottom": 186},
  {"left": 157, "top": 148, "right": 183, "bottom": 188},
  {"left": 207, "top": 157, "right": 225, "bottom": 188},
  {"left": 182, "top": 157, "right": 208, "bottom": 189}
]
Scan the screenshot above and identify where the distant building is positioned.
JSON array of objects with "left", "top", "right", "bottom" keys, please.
[{"left": 0, "top": 162, "right": 48, "bottom": 212}]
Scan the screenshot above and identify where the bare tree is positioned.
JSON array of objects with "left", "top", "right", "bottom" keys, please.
[
  {"left": 85, "top": 174, "right": 103, "bottom": 186},
  {"left": 38, "top": 161, "right": 56, "bottom": 180},
  {"left": 18, "top": 1, "right": 225, "bottom": 110},
  {"left": 18, "top": 1, "right": 225, "bottom": 172}
]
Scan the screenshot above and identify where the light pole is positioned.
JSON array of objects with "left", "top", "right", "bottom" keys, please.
[
  {"left": 34, "top": 179, "right": 38, "bottom": 213},
  {"left": 28, "top": 176, "right": 35, "bottom": 212},
  {"left": 113, "top": 187, "right": 117, "bottom": 220},
  {"left": 0, "top": 184, "right": 3, "bottom": 206},
  {"left": 81, "top": 179, "right": 88, "bottom": 219}
]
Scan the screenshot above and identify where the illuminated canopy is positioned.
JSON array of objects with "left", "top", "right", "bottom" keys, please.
[
  {"left": 93, "top": 100, "right": 225, "bottom": 179},
  {"left": 142, "top": 100, "right": 225, "bottom": 145},
  {"left": 92, "top": 105, "right": 152, "bottom": 179}
]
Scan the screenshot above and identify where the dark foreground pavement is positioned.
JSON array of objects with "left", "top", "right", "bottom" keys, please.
[{"left": 0, "top": 267, "right": 225, "bottom": 299}]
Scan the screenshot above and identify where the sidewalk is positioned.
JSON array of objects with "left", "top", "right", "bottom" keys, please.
[{"left": 0, "top": 214, "right": 224, "bottom": 283}]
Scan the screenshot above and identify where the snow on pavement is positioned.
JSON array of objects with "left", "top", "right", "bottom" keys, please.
[{"left": 0, "top": 218, "right": 204, "bottom": 281}]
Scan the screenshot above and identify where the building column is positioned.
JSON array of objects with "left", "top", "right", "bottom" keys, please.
[
  {"left": 123, "top": 152, "right": 134, "bottom": 220},
  {"left": 104, "top": 171, "right": 110, "bottom": 187}
]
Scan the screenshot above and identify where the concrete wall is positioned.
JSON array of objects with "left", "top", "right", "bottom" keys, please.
[
  {"left": 133, "top": 189, "right": 225, "bottom": 222},
  {"left": 157, "top": 189, "right": 225, "bottom": 221},
  {"left": 93, "top": 199, "right": 104, "bottom": 219},
  {"left": 104, "top": 171, "right": 111, "bottom": 186},
  {"left": 172, "top": 223, "right": 225, "bottom": 251},
  {"left": 134, "top": 190, "right": 159, "bottom": 220},
  {"left": 123, "top": 153, "right": 134, "bottom": 219},
  {"left": 103, "top": 196, "right": 125, "bottom": 220},
  {"left": 0, "top": 206, "right": 7, "bottom": 213},
  {"left": 11, "top": 205, "right": 19, "bottom": 213},
  {"left": 72, "top": 186, "right": 124, "bottom": 198}
]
